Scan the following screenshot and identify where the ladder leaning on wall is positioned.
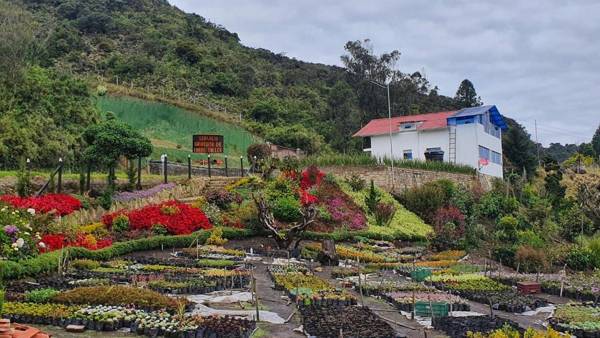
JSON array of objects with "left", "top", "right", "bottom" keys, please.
[{"left": 448, "top": 126, "right": 457, "bottom": 163}]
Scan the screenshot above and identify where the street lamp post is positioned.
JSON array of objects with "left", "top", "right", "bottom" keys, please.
[{"left": 370, "top": 80, "right": 395, "bottom": 189}]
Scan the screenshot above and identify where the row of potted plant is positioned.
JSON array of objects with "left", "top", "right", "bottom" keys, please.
[
  {"left": 381, "top": 291, "right": 470, "bottom": 312},
  {"left": 549, "top": 304, "right": 600, "bottom": 337},
  {"left": 300, "top": 304, "right": 395, "bottom": 338}
]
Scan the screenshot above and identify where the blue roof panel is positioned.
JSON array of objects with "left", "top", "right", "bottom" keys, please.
[{"left": 450, "top": 105, "right": 508, "bottom": 130}]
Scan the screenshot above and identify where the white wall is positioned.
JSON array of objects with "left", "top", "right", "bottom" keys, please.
[
  {"left": 370, "top": 129, "right": 449, "bottom": 161},
  {"left": 368, "top": 122, "right": 503, "bottom": 178}
]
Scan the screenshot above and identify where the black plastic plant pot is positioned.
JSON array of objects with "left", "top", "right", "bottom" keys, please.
[{"left": 136, "top": 325, "right": 145, "bottom": 335}]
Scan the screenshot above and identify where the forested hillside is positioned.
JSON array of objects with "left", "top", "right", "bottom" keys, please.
[
  {"left": 1, "top": 0, "right": 565, "bottom": 178},
  {"left": 11, "top": 0, "right": 468, "bottom": 153}
]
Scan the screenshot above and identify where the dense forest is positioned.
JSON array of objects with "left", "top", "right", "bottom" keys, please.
[{"left": 1, "top": 0, "right": 598, "bottom": 175}]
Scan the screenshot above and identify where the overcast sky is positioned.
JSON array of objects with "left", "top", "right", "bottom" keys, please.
[{"left": 171, "top": 0, "right": 599, "bottom": 146}]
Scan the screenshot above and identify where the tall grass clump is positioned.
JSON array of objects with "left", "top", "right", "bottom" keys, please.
[{"left": 302, "top": 153, "right": 476, "bottom": 175}]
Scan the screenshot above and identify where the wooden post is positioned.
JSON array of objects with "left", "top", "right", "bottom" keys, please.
[
  {"left": 163, "top": 155, "right": 168, "bottom": 184},
  {"left": 208, "top": 154, "right": 212, "bottom": 178},
  {"left": 224, "top": 156, "right": 229, "bottom": 177},
  {"left": 252, "top": 267, "right": 260, "bottom": 321},
  {"left": 137, "top": 157, "right": 142, "bottom": 190},
  {"left": 358, "top": 257, "right": 364, "bottom": 307},
  {"left": 86, "top": 163, "right": 91, "bottom": 191},
  {"left": 57, "top": 158, "right": 63, "bottom": 193},
  {"left": 240, "top": 156, "right": 244, "bottom": 177},
  {"left": 187, "top": 155, "right": 192, "bottom": 180}
]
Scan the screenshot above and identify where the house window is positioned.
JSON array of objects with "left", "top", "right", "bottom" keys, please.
[
  {"left": 479, "top": 146, "right": 490, "bottom": 160},
  {"left": 491, "top": 151, "right": 502, "bottom": 164},
  {"left": 400, "top": 122, "right": 416, "bottom": 131},
  {"left": 403, "top": 150, "right": 413, "bottom": 160}
]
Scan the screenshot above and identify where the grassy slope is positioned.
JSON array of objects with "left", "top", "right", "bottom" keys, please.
[
  {"left": 338, "top": 180, "right": 432, "bottom": 240},
  {"left": 97, "top": 95, "right": 259, "bottom": 163}
]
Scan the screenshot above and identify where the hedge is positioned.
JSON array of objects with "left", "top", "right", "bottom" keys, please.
[{"left": 0, "top": 227, "right": 256, "bottom": 280}]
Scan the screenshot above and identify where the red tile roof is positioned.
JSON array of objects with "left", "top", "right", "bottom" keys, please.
[{"left": 352, "top": 111, "right": 457, "bottom": 137}]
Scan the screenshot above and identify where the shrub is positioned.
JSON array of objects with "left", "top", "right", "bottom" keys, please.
[
  {"left": 201, "top": 203, "right": 223, "bottom": 226},
  {"left": 205, "top": 227, "right": 227, "bottom": 246},
  {"left": 70, "top": 259, "right": 100, "bottom": 270},
  {"left": 345, "top": 174, "right": 366, "bottom": 192},
  {"left": 495, "top": 215, "right": 519, "bottom": 241},
  {"left": 16, "top": 165, "right": 33, "bottom": 197},
  {"left": 558, "top": 203, "right": 594, "bottom": 241},
  {"left": 364, "top": 180, "right": 381, "bottom": 214},
  {"left": 514, "top": 245, "right": 548, "bottom": 272},
  {"left": 151, "top": 224, "right": 168, "bottom": 236},
  {"left": 272, "top": 195, "right": 301, "bottom": 222},
  {"left": 206, "top": 189, "right": 234, "bottom": 210},
  {"left": 400, "top": 182, "right": 447, "bottom": 222},
  {"left": 24, "top": 288, "right": 60, "bottom": 303},
  {"left": 247, "top": 143, "right": 271, "bottom": 163},
  {"left": 565, "top": 246, "right": 593, "bottom": 270},
  {"left": 374, "top": 202, "right": 396, "bottom": 226},
  {"left": 111, "top": 214, "right": 129, "bottom": 233},
  {"left": 300, "top": 165, "right": 325, "bottom": 190}
]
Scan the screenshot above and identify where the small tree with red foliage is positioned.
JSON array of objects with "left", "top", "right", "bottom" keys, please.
[{"left": 431, "top": 206, "right": 466, "bottom": 250}]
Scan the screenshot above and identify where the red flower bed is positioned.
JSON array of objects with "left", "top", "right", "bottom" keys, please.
[
  {"left": 39, "top": 233, "right": 112, "bottom": 252},
  {"left": 103, "top": 200, "right": 212, "bottom": 235},
  {"left": 0, "top": 194, "right": 82, "bottom": 216}
]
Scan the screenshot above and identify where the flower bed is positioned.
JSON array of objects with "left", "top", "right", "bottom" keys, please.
[
  {"left": 51, "top": 286, "right": 187, "bottom": 312},
  {"left": 113, "top": 183, "right": 176, "bottom": 202},
  {"left": 549, "top": 304, "right": 600, "bottom": 337},
  {"left": 103, "top": 200, "right": 212, "bottom": 235},
  {"left": 382, "top": 291, "right": 470, "bottom": 312},
  {"left": 432, "top": 316, "right": 521, "bottom": 338},
  {"left": 0, "top": 204, "right": 41, "bottom": 259},
  {"left": 0, "top": 194, "right": 81, "bottom": 216},
  {"left": 271, "top": 271, "right": 356, "bottom": 306},
  {"left": 301, "top": 305, "right": 395, "bottom": 338}
]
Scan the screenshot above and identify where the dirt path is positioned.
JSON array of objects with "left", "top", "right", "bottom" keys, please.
[{"left": 249, "top": 259, "right": 304, "bottom": 338}]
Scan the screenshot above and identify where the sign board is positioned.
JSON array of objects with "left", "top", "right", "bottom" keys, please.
[{"left": 193, "top": 135, "right": 224, "bottom": 154}]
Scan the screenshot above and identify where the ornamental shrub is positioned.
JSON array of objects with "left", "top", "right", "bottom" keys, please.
[
  {"left": 272, "top": 195, "right": 301, "bottom": 222},
  {"left": 364, "top": 180, "right": 381, "bottom": 214},
  {"left": 374, "top": 202, "right": 396, "bottom": 226},
  {"left": 111, "top": 214, "right": 129, "bottom": 233},
  {"left": 206, "top": 189, "right": 234, "bottom": 210},
  {"left": 400, "top": 182, "right": 446, "bottom": 222},
  {"left": 345, "top": 174, "right": 366, "bottom": 192}
]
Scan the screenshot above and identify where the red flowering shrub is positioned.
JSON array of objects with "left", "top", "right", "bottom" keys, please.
[
  {"left": 39, "top": 233, "right": 112, "bottom": 253},
  {"left": 431, "top": 206, "right": 466, "bottom": 250},
  {"left": 103, "top": 200, "right": 212, "bottom": 235},
  {"left": 299, "top": 189, "right": 318, "bottom": 206},
  {"left": 0, "top": 194, "right": 81, "bottom": 216},
  {"left": 300, "top": 165, "right": 325, "bottom": 190}
]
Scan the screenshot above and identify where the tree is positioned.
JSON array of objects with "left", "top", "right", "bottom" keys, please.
[
  {"left": 454, "top": 79, "right": 482, "bottom": 108},
  {"left": 502, "top": 117, "right": 538, "bottom": 179},
  {"left": 0, "top": 1, "right": 38, "bottom": 85},
  {"left": 82, "top": 115, "right": 152, "bottom": 185},
  {"left": 253, "top": 194, "right": 317, "bottom": 251},
  {"left": 591, "top": 124, "right": 600, "bottom": 158}
]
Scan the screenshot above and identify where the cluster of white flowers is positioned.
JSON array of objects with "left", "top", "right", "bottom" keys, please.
[{"left": 11, "top": 238, "right": 25, "bottom": 251}]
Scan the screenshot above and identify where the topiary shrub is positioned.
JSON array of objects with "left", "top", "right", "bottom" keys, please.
[
  {"left": 272, "top": 195, "right": 302, "bottom": 222},
  {"left": 364, "top": 180, "right": 381, "bottom": 214}
]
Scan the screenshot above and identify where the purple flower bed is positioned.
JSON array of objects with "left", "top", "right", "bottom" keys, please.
[
  {"left": 326, "top": 197, "right": 367, "bottom": 230},
  {"left": 113, "top": 183, "right": 177, "bottom": 202}
]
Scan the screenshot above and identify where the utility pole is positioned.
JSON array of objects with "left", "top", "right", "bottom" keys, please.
[{"left": 535, "top": 120, "right": 541, "bottom": 166}]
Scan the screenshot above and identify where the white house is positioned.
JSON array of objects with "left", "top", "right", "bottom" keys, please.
[{"left": 353, "top": 105, "right": 508, "bottom": 178}]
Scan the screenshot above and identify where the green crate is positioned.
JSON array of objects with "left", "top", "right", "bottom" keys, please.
[
  {"left": 410, "top": 268, "right": 432, "bottom": 282},
  {"left": 415, "top": 301, "right": 448, "bottom": 317}
]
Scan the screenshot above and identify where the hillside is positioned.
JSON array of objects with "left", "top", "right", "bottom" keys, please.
[
  {"left": 97, "top": 95, "right": 258, "bottom": 162},
  {"left": 14, "top": 0, "right": 463, "bottom": 154}
]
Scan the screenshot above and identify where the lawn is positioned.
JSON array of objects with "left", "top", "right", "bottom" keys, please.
[{"left": 97, "top": 95, "right": 260, "bottom": 162}]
